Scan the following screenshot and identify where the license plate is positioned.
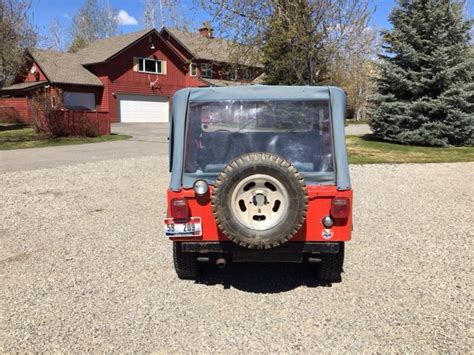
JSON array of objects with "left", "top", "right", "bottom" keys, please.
[{"left": 164, "top": 217, "right": 202, "bottom": 238}]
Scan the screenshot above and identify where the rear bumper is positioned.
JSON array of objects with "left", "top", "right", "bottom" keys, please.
[{"left": 181, "top": 242, "right": 340, "bottom": 254}]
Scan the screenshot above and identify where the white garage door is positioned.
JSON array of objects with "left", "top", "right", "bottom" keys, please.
[{"left": 118, "top": 94, "right": 169, "bottom": 123}]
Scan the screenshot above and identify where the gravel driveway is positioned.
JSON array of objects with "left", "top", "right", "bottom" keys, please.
[{"left": 1, "top": 158, "right": 472, "bottom": 353}]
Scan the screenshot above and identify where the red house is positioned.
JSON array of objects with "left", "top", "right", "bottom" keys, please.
[{"left": 0, "top": 25, "right": 263, "bottom": 125}]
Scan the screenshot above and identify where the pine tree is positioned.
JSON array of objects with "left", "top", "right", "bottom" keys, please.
[{"left": 370, "top": 0, "right": 473, "bottom": 146}]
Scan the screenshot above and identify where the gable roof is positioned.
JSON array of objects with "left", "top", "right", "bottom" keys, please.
[
  {"left": 7, "top": 28, "right": 262, "bottom": 90},
  {"left": 0, "top": 80, "right": 48, "bottom": 93},
  {"left": 77, "top": 29, "right": 153, "bottom": 65},
  {"left": 163, "top": 28, "right": 262, "bottom": 68},
  {"left": 29, "top": 49, "right": 103, "bottom": 87}
]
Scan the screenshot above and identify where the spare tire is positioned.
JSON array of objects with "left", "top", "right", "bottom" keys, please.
[{"left": 212, "top": 152, "right": 308, "bottom": 249}]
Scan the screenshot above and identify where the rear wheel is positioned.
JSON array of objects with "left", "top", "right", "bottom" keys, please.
[
  {"left": 173, "top": 242, "right": 199, "bottom": 280},
  {"left": 314, "top": 243, "right": 345, "bottom": 282},
  {"left": 212, "top": 152, "right": 308, "bottom": 249}
]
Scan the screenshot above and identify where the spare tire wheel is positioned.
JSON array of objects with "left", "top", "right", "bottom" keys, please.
[{"left": 212, "top": 153, "right": 308, "bottom": 249}]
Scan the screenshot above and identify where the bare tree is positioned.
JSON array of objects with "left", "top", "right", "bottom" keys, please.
[
  {"left": 330, "top": 26, "right": 378, "bottom": 120},
  {"left": 144, "top": 0, "right": 165, "bottom": 28},
  {"left": 198, "top": 0, "right": 375, "bottom": 118},
  {"left": 143, "top": 0, "right": 187, "bottom": 29},
  {"left": 0, "top": 0, "right": 37, "bottom": 87},
  {"left": 46, "top": 17, "right": 65, "bottom": 51},
  {"left": 69, "top": 0, "right": 119, "bottom": 52}
]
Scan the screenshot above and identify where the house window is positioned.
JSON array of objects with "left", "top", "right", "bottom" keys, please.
[
  {"left": 138, "top": 57, "right": 163, "bottom": 74},
  {"left": 243, "top": 68, "right": 253, "bottom": 80},
  {"left": 228, "top": 68, "right": 237, "bottom": 81},
  {"left": 63, "top": 92, "right": 95, "bottom": 110},
  {"left": 189, "top": 63, "right": 197, "bottom": 77},
  {"left": 200, "top": 63, "right": 212, "bottom": 78},
  {"left": 51, "top": 96, "right": 57, "bottom": 108}
]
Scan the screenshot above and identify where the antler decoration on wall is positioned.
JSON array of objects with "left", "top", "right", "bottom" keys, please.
[{"left": 148, "top": 74, "right": 160, "bottom": 90}]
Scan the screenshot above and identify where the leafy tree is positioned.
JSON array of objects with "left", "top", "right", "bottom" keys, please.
[
  {"left": 0, "top": 0, "right": 37, "bottom": 87},
  {"left": 69, "top": 0, "right": 119, "bottom": 52},
  {"left": 370, "top": 0, "right": 473, "bottom": 146}
]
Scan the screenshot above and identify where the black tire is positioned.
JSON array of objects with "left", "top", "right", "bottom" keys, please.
[
  {"left": 173, "top": 242, "right": 199, "bottom": 280},
  {"left": 315, "top": 243, "right": 345, "bottom": 282},
  {"left": 212, "top": 152, "right": 308, "bottom": 249}
]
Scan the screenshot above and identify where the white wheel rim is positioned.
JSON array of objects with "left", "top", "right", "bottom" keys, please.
[{"left": 230, "top": 174, "right": 290, "bottom": 231}]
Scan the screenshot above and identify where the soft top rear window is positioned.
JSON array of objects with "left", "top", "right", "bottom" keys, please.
[{"left": 185, "top": 99, "right": 335, "bottom": 183}]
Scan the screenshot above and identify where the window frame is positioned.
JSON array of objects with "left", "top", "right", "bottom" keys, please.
[
  {"left": 189, "top": 63, "right": 197, "bottom": 77},
  {"left": 227, "top": 68, "right": 237, "bottom": 81},
  {"left": 138, "top": 57, "right": 164, "bottom": 74},
  {"left": 200, "top": 63, "right": 213, "bottom": 78},
  {"left": 243, "top": 68, "right": 253, "bottom": 80}
]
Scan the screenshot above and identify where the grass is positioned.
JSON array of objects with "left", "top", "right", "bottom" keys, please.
[
  {"left": 346, "top": 119, "right": 370, "bottom": 125},
  {"left": 1, "top": 127, "right": 472, "bottom": 164},
  {"left": 0, "top": 127, "right": 131, "bottom": 150},
  {"left": 346, "top": 135, "right": 474, "bottom": 164}
]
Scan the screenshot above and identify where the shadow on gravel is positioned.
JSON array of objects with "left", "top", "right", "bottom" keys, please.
[{"left": 195, "top": 263, "right": 334, "bottom": 293}]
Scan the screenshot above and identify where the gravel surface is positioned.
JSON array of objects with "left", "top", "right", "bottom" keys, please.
[{"left": 1, "top": 158, "right": 472, "bottom": 353}]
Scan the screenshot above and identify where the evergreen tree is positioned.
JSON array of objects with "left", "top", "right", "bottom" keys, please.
[
  {"left": 262, "top": 1, "right": 321, "bottom": 85},
  {"left": 261, "top": 0, "right": 372, "bottom": 86},
  {"left": 370, "top": 0, "right": 473, "bottom": 146}
]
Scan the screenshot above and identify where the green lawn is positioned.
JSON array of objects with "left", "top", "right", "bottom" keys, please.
[
  {"left": 345, "top": 119, "right": 370, "bottom": 125},
  {"left": 347, "top": 135, "right": 474, "bottom": 164},
  {"left": 0, "top": 127, "right": 131, "bottom": 150}
]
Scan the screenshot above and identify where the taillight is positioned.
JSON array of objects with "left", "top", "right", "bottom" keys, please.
[
  {"left": 330, "top": 197, "right": 350, "bottom": 219},
  {"left": 171, "top": 198, "right": 189, "bottom": 220}
]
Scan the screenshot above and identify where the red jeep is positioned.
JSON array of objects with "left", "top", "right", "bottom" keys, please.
[{"left": 165, "top": 86, "right": 352, "bottom": 282}]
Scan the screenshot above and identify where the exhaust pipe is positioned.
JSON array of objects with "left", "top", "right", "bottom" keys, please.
[{"left": 216, "top": 257, "right": 227, "bottom": 269}]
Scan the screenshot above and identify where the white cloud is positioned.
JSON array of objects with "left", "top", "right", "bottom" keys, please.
[{"left": 116, "top": 10, "right": 138, "bottom": 26}]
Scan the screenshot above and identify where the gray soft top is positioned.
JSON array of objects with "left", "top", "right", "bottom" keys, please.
[{"left": 169, "top": 85, "right": 351, "bottom": 191}]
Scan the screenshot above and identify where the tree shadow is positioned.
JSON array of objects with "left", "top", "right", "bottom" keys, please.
[
  {"left": 195, "top": 262, "right": 337, "bottom": 294},
  {"left": 360, "top": 134, "right": 381, "bottom": 142}
]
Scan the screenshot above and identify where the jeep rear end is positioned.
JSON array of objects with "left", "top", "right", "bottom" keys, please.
[{"left": 165, "top": 86, "right": 352, "bottom": 281}]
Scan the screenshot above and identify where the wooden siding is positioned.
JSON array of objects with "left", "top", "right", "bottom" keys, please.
[
  {"left": 94, "top": 32, "right": 203, "bottom": 122},
  {"left": 24, "top": 61, "right": 48, "bottom": 82},
  {"left": 0, "top": 97, "right": 31, "bottom": 123},
  {"left": 59, "top": 110, "right": 110, "bottom": 135}
]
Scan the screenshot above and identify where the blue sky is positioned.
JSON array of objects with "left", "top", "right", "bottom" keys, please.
[{"left": 29, "top": 0, "right": 471, "bottom": 45}]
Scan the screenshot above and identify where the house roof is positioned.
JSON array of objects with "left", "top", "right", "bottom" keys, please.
[
  {"left": 4, "top": 28, "right": 262, "bottom": 90},
  {"left": 202, "top": 73, "right": 266, "bottom": 87},
  {"left": 201, "top": 78, "right": 249, "bottom": 87},
  {"left": 251, "top": 73, "right": 266, "bottom": 85},
  {"left": 29, "top": 49, "right": 103, "bottom": 87},
  {"left": 77, "top": 29, "right": 153, "bottom": 65},
  {"left": 164, "top": 28, "right": 263, "bottom": 68},
  {"left": 0, "top": 80, "right": 48, "bottom": 93}
]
